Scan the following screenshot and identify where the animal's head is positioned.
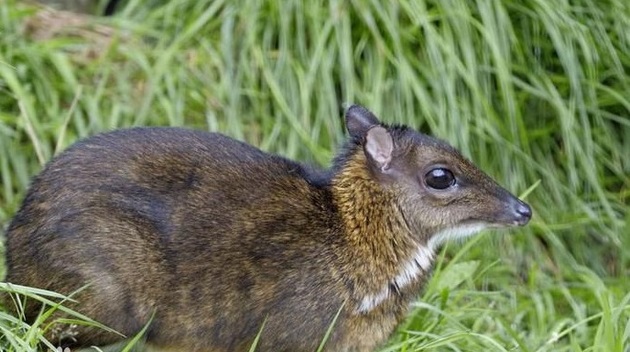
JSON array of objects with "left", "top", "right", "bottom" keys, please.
[{"left": 345, "top": 105, "right": 531, "bottom": 250}]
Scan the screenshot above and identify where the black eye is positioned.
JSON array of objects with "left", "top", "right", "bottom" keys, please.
[{"left": 425, "top": 168, "right": 456, "bottom": 190}]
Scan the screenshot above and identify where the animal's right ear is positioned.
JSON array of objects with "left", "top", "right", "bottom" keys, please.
[{"left": 345, "top": 105, "right": 381, "bottom": 140}]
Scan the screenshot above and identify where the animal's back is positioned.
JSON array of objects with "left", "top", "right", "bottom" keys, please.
[{"left": 5, "top": 127, "right": 345, "bottom": 350}]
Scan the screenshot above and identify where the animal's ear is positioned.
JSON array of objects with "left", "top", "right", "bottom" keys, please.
[
  {"left": 345, "top": 105, "right": 381, "bottom": 140},
  {"left": 365, "top": 126, "right": 393, "bottom": 171}
]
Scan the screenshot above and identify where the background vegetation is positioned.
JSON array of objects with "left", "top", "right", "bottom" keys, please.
[{"left": 0, "top": 0, "right": 628, "bottom": 350}]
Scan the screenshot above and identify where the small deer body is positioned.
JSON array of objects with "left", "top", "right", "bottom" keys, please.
[{"left": 4, "top": 106, "right": 531, "bottom": 351}]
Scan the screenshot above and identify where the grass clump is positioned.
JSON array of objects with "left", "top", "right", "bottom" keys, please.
[{"left": 0, "top": 0, "right": 628, "bottom": 350}]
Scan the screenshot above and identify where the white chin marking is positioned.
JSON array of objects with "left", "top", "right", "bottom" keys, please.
[
  {"left": 357, "top": 245, "right": 434, "bottom": 314},
  {"left": 356, "top": 224, "right": 488, "bottom": 314},
  {"left": 358, "top": 288, "right": 390, "bottom": 313},
  {"left": 427, "top": 223, "right": 489, "bottom": 253},
  {"left": 394, "top": 245, "right": 433, "bottom": 288}
]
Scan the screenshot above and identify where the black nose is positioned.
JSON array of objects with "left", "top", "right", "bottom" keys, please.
[{"left": 512, "top": 199, "right": 532, "bottom": 226}]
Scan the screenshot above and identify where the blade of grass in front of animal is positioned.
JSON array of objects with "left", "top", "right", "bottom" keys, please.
[
  {"left": 316, "top": 300, "right": 346, "bottom": 352},
  {"left": 120, "top": 311, "right": 155, "bottom": 352},
  {"left": 248, "top": 317, "right": 267, "bottom": 352},
  {"left": 0, "top": 315, "right": 34, "bottom": 351}
]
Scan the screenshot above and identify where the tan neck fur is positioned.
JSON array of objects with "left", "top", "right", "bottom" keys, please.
[{"left": 332, "top": 150, "right": 424, "bottom": 309}]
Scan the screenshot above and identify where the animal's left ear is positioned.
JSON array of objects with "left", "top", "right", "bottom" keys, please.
[
  {"left": 345, "top": 105, "right": 380, "bottom": 140},
  {"left": 345, "top": 105, "right": 393, "bottom": 171},
  {"left": 365, "top": 125, "right": 393, "bottom": 171}
]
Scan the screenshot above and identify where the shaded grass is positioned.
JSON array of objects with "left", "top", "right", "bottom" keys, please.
[
  {"left": 0, "top": 283, "right": 123, "bottom": 351},
  {"left": 0, "top": 0, "right": 628, "bottom": 350}
]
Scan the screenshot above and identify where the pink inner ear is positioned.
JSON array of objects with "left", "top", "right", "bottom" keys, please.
[{"left": 366, "top": 126, "right": 393, "bottom": 170}]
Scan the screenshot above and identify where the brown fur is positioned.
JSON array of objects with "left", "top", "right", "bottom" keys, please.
[{"left": 4, "top": 105, "right": 530, "bottom": 351}]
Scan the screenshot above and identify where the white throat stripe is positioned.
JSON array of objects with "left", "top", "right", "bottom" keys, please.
[{"left": 357, "top": 223, "right": 488, "bottom": 314}]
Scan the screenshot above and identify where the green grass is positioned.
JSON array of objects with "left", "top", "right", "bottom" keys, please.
[{"left": 0, "top": 0, "right": 629, "bottom": 350}]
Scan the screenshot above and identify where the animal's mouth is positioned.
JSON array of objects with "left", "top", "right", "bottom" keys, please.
[
  {"left": 505, "top": 196, "right": 532, "bottom": 226},
  {"left": 426, "top": 222, "right": 490, "bottom": 251},
  {"left": 460, "top": 210, "right": 531, "bottom": 229},
  {"left": 482, "top": 219, "right": 527, "bottom": 228},
  {"left": 469, "top": 197, "right": 532, "bottom": 228}
]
